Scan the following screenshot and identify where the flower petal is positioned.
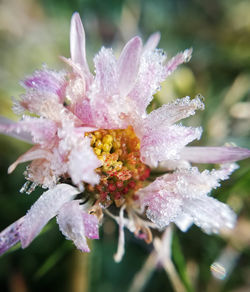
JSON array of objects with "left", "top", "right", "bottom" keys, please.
[
  {"left": 8, "top": 146, "right": 52, "bottom": 174},
  {"left": 70, "top": 12, "right": 91, "bottom": 79},
  {"left": 82, "top": 213, "right": 99, "bottom": 239},
  {"left": 93, "top": 47, "right": 118, "bottom": 97},
  {"left": 139, "top": 163, "right": 238, "bottom": 230},
  {"left": 0, "top": 116, "right": 33, "bottom": 143},
  {"left": 21, "top": 67, "right": 66, "bottom": 101},
  {"left": 180, "top": 146, "right": 250, "bottom": 164},
  {"left": 0, "top": 217, "right": 24, "bottom": 256},
  {"left": 143, "top": 32, "right": 161, "bottom": 52},
  {"left": 118, "top": 36, "right": 142, "bottom": 97},
  {"left": 129, "top": 49, "right": 166, "bottom": 113},
  {"left": 19, "top": 184, "right": 79, "bottom": 248},
  {"left": 57, "top": 201, "right": 91, "bottom": 252},
  {"left": 1, "top": 116, "right": 57, "bottom": 146},
  {"left": 141, "top": 190, "right": 182, "bottom": 229},
  {"left": 140, "top": 125, "right": 202, "bottom": 167},
  {"left": 165, "top": 48, "right": 193, "bottom": 76},
  {"left": 141, "top": 96, "right": 204, "bottom": 132},
  {"left": 181, "top": 196, "right": 236, "bottom": 234}
]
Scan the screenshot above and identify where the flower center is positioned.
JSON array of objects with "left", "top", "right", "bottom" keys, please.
[{"left": 85, "top": 126, "right": 150, "bottom": 207}]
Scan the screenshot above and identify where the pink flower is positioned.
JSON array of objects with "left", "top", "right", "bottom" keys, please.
[{"left": 0, "top": 12, "right": 250, "bottom": 260}]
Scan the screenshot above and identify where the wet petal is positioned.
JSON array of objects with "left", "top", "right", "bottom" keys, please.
[
  {"left": 139, "top": 163, "right": 237, "bottom": 231},
  {"left": 180, "top": 146, "right": 250, "bottom": 164},
  {"left": 57, "top": 201, "right": 90, "bottom": 252},
  {"left": 93, "top": 47, "right": 118, "bottom": 97},
  {"left": 19, "top": 184, "right": 79, "bottom": 248},
  {"left": 0, "top": 116, "right": 57, "bottom": 146},
  {"left": 8, "top": 146, "right": 52, "bottom": 174},
  {"left": 0, "top": 217, "right": 24, "bottom": 256},
  {"left": 70, "top": 12, "right": 91, "bottom": 78},
  {"left": 165, "top": 48, "right": 193, "bottom": 76},
  {"left": 141, "top": 96, "right": 204, "bottom": 132},
  {"left": 82, "top": 213, "right": 99, "bottom": 239},
  {"left": 0, "top": 116, "right": 33, "bottom": 143},
  {"left": 140, "top": 125, "right": 202, "bottom": 167},
  {"left": 141, "top": 190, "right": 182, "bottom": 229},
  {"left": 181, "top": 196, "right": 236, "bottom": 234},
  {"left": 118, "top": 36, "right": 142, "bottom": 97},
  {"left": 68, "top": 137, "right": 102, "bottom": 186},
  {"left": 129, "top": 49, "right": 166, "bottom": 113},
  {"left": 21, "top": 67, "right": 66, "bottom": 100}
]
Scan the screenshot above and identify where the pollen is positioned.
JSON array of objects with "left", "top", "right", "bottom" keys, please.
[{"left": 85, "top": 126, "right": 150, "bottom": 206}]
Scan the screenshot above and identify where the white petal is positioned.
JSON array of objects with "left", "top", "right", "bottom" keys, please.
[
  {"left": 19, "top": 184, "right": 79, "bottom": 248},
  {"left": 57, "top": 201, "right": 90, "bottom": 252},
  {"left": 181, "top": 196, "right": 236, "bottom": 234}
]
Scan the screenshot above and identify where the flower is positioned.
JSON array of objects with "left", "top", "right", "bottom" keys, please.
[{"left": 0, "top": 12, "right": 250, "bottom": 260}]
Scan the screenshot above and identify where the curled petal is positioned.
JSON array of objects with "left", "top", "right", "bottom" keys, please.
[
  {"left": 180, "top": 146, "right": 250, "bottom": 164},
  {"left": 57, "top": 201, "right": 92, "bottom": 252},
  {"left": 70, "top": 12, "right": 91, "bottom": 79},
  {"left": 143, "top": 32, "right": 161, "bottom": 52},
  {"left": 165, "top": 48, "right": 193, "bottom": 76},
  {"left": 118, "top": 36, "right": 142, "bottom": 97},
  {"left": 19, "top": 184, "right": 79, "bottom": 248},
  {"left": 0, "top": 217, "right": 25, "bottom": 256},
  {"left": 8, "top": 146, "right": 52, "bottom": 174}
]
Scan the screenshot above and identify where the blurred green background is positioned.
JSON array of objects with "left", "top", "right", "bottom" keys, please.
[{"left": 0, "top": 0, "right": 250, "bottom": 291}]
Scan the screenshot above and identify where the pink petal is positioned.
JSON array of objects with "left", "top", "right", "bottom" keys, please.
[
  {"left": 143, "top": 32, "right": 161, "bottom": 52},
  {"left": 82, "top": 213, "right": 99, "bottom": 239},
  {"left": 8, "top": 146, "right": 52, "bottom": 174},
  {"left": 138, "top": 163, "right": 237, "bottom": 231},
  {"left": 140, "top": 189, "right": 183, "bottom": 229},
  {"left": 0, "top": 217, "right": 24, "bottom": 255},
  {"left": 140, "top": 125, "right": 202, "bottom": 167},
  {"left": 19, "top": 184, "right": 79, "bottom": 248},
  {"left": 21, "top": 67, "right": 66, "bottom": 101},
  {"left": 73, "top": 99, "right": 94, "bottom": 126},
  {"left": 70, "top": 13, "right": 91, "bottom": 80},
  {"left": 181, "top": 196, "right": 236, "bottom": 234},
  {"left": 57, "top": 201, "right": 90, "bottom": 252},
  {"left": 180, "top": 146, "right": 250, "bottom": 164},
  {"left": 165, "top": 48, "right": 193, "bottom": 76},
  {"left": 0, "top": 116, "right": 33, "bottom": 143},
  {"left": 93, "top": 47, "right": 118, "bottom": 96},
  {"left": 118, "top": 36, "right": 142, "bottom": 97},
  {"left": 129, "top": 49, "right": 167, "bottom": 113},
  {"left": 141, "top": 96, "right": 204, "bottom": 132},
  {"left": 3, "top": 116, "right": 57, "bottom": 146}
]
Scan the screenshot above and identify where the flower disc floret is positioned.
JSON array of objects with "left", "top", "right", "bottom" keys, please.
[{"left": 85, "top": 126, "right": 150, "bottom": 206}]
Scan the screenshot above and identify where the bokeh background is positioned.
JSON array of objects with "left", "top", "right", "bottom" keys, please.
[{"left": 0, "top": 0, "right": 250, "bottom": 291}]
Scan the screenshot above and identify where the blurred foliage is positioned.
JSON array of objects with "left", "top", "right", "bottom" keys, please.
[{"left": 0, "top": 0, "right": 250, "bottom": 291}]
